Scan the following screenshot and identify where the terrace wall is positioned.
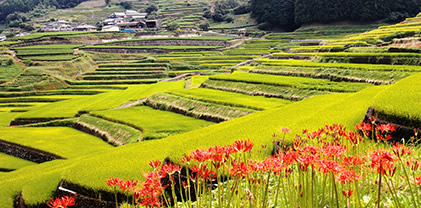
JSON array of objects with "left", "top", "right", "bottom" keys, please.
[{"left": 0, "top": 140, "right": 63, "bottom": 163}]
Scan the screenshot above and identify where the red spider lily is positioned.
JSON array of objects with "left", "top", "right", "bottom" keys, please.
[
  {"left": 280, "top": 151, "right": 299, "bottom": 166},
  {"left": 392, "top": 143, "right": 412, "bottom": 157},
  {"left": 47, "top": 195, "right": 76, "bottom": 208},
  {"left": 282, "top": 127, "right": 291, "bottom": 133},
  {"left": 191, "top": 164, "right": 216, "bottom": 180},
  {"left": 370, "top": 149, "right": 395, "bottom": 175},
  {"left": 232, "top": 139, "right": 254, "bottom": 153},
  {"left": 337, "top": 171, "right": 362, "bottom": 184},
  {"left": 160, "top": 163, "right": 182, "bottom": 178},
  {"left": 190, "top": 149, "right": 212, "bottom": 162},
  {"left": 106, "top": 178, "right": 123, "bottom": 188},
  {"left": 297, "top": 154, "right": 320, "bottom": 171},
  {"left": 321, "top": 144, "right": 347, "bottom": 158},
  {"left": 377, "top": 134, "right": 392, "bottom": 142},
  {"left": 377, "top": 123, "right": 396, "bottom": 133},
  {"left": 118, "top": 179, "right": 138, "bottom": 194},
  {"left": 317, "top": 159, "right": 342, "bottom": 174},
  {"left": 406, "top": 158, "right": 420, "bottom": 171},
  {"left": 342, "top": 189, "right": 353, "bottom": 198},
  {"left": 230, "top": 161, "right": 251, "bottom": 178},
  {"left": 356, "top": 122, "right": 372, "bottom": 132},
  {"left": 416, "top": 175, "right": 421, "bottom": 185},
  {"left": 341, "top": 156, "right": 365, "bottom": 167},
  {"left": 346, "top": 131, "right": 363, "bottom": 145},
  {"left": 149, "top": 160, "right": 162, "bottom": 169},
  {"left": 180, "top": 153, "right": 192, "bottom": 164}
]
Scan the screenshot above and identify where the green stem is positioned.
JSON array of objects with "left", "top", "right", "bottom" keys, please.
[
  {"left": 262, "top": 172, "right": 272, "bottom": 207},
  {"left": 376, "top": 170, "right": 382, "bottom": 208},
  {"left": 399, "top": 157, "right": 419, "bottom": 208},
  {"left": 274, "top": 173, "right": 282, "bottom": 207},
  {"left": 332, "top": 173, "right": 339, "bottom": 208},
  {"left": 113, "top": 188, "right": 118, "bottom": 208},
  {"left": 321, "top": 174, "right": 327, "bottom": 207},
  {"left": 384, "top": 177, "right": 400, "bottom": 208}
]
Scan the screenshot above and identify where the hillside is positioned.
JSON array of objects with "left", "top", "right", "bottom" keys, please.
[{"left": 0, "top": 4, "right": 420, "bottom": 208}]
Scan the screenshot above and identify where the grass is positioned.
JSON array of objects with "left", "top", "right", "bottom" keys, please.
[
  {"left": 21, "top": 55, "right": 79, "bottom": 61},
  {"left": 190, "top": 75, "right": 209, "bottom": 87},
  {"left": 102, "top": 37, "right": 233, "bottom": 44},
  {"left": 0, "top": 152, "right": 36, "bottom": 170},
  {"left": 208, "top": 73, "right": 373, "bottom": 93},
  {"left": 82, "top": 46, "right": 224, "bottom": 50},
  {"left": 168, "top": 88, "right": 290, "bottom": 110},
  {"left": 77, "top": 114, "right": 141, "bottom": 145},
  {"left": 0, "top": 56, "right": 25, "bottom": 82},
  {"left": 0, "top": 127, "right": 113, "bottom": 158},
  {"left": 91, "top": 106, "right": 213, "bottom": 140},
  {"left": 18, "top": 81, "right": 185, "bottom": 118},
  {"left": 144, "top": 92, "right": 255, "bottom": 122},
  {"left": 201, "top": 79, "right": 325, "bottom": 101},
  {"left": 249, "top": 65, "right": 412, "bottom": 84},
  {"left": 256, "top": 59, "right": 421, "bottom": 72},
  {"left": 373, "top": 73, "right": 421, "bottom": 127}
]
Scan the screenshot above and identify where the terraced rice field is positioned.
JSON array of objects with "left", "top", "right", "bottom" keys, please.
[{"left": 1, "top": 11, "right": 421, "bottom": 208}]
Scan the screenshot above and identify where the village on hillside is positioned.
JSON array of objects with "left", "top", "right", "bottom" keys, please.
[{"left": 40, "top": 10, "right": 161, "bottom": 33}]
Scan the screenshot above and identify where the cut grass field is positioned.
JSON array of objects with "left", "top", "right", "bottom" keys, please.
[
  {"left": 0, "top": 152, "right": 36, "bottom": 171},
  {"left": 0, "top": 127, "right": 112, "bottom": 158},
  {"left": 91, "top": 106, "right": 213, "bottom": 140}
]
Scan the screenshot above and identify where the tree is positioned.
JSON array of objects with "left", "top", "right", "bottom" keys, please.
[
  {"left": 166, "top": 23, "right": 179, "bottom": 31},
  {"left": 146, "top": 5, "right": 158, "bottom": 14}
]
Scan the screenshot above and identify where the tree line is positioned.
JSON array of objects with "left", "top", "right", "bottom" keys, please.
[
  {"left": 250, "top": 0, "right": 421, "bottom": 31},
  {"left": 0, "top": 0, "right": 89, "bottom": 23}
]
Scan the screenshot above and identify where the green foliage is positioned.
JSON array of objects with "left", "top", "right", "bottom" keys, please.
[
  {"left": 295, "top": 0, "right": 421, "bottom": 25},
  {"left": 250, "top": 0, "right": 296, "bottom": 31},
  {"left": 0, "top": 0, "right": 90, "bottom": 25}
]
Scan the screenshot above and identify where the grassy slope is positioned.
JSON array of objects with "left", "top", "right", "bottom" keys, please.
[
  {"left": 374, "top": 73, "right": 421, "bottom": 123},
  {"left": 92, "top": 106, "right": 214, "bottom": 140},
  {"left": 0, "top": 152, "right": 36, "bottom": 170},
  {"left": 0, "top": 84, "right": 387, "bottom": 207},
  {"left": 0, "top": 127, "right": 112, "bottom": 158},
  {"left": 168, "top": 88, "right": 290, "bottom": 110},
  {"left": 19, "top": 81, "right": 185, "bottom": 118}
]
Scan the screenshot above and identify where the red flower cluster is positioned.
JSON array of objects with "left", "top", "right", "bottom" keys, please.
[
  {"left": 105, "top": 123, "right": 420, "bottom": 207},
  {"left": 47, "top": 195, "right": 76, "bottom": 208}
]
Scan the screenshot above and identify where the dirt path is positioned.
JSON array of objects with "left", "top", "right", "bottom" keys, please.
[
  {"left": 113, "top": 98, "right": 146, "bottom": 109},
  {"left": 234, "top": 53, "right": 273, "bottom": 67}
]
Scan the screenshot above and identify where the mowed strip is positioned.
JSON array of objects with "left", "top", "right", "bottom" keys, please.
[{"left": 0, "top": 127, "right": 113, "bottom": 158}]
